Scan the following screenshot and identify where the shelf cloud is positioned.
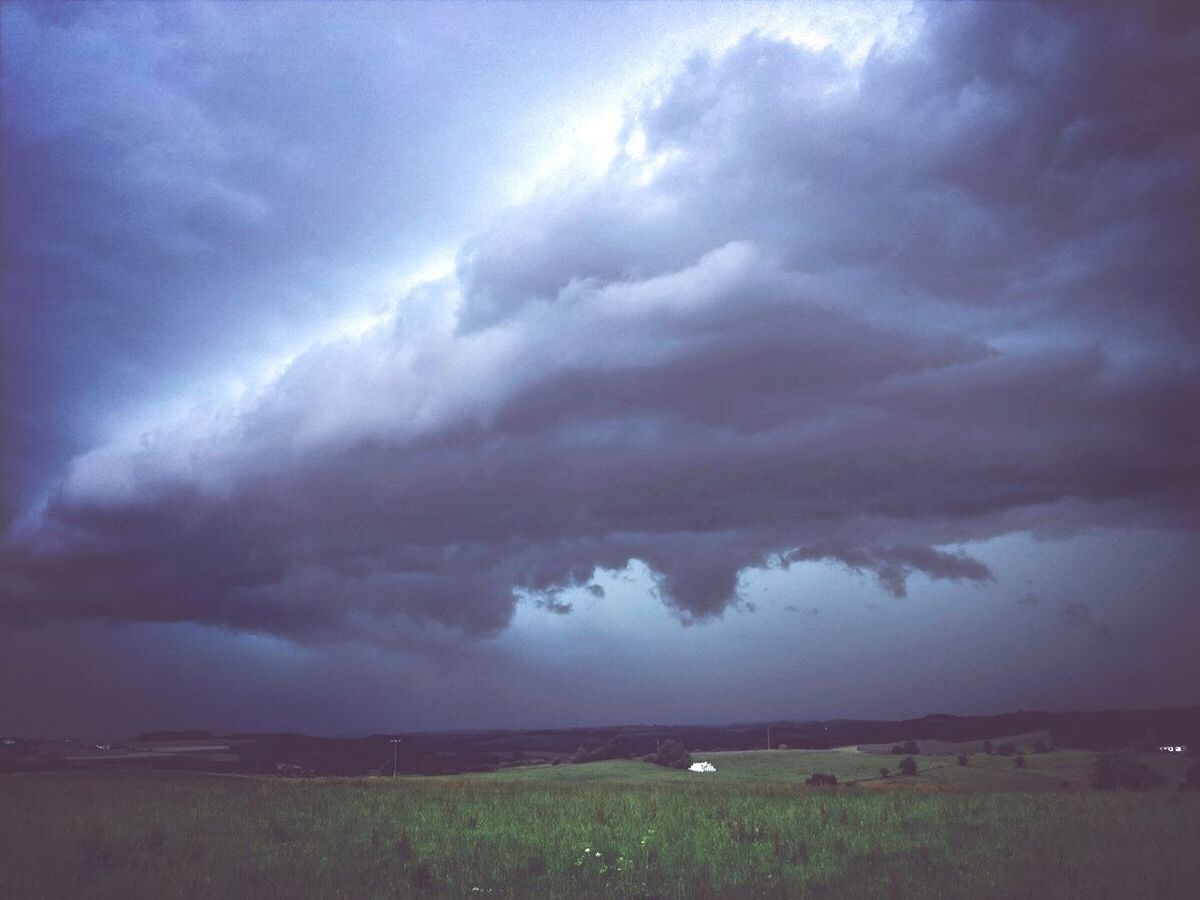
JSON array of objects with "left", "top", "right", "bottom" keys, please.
[{"left": 2, "top": 1, "right": 1197, "bottom": 661}]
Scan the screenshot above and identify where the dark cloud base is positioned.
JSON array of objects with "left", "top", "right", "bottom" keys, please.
[{"left": 3, "top": 2, "right": 1198, "bottom": 648}]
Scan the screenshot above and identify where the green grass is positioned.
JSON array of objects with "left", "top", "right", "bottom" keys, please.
[
  {"left": 2, "top": 756, "right": 1197, "bottom": 899},
  {"left": 481, "top": 747, "right": 1177, "bottom": 790}
]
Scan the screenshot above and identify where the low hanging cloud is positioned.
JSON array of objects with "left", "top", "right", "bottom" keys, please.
[
  {"left": 2, "top": 2, "right": 1198, "bottom": 645},
  {"left": 782, "top": 544, "right": 994, "bottom": 599}
]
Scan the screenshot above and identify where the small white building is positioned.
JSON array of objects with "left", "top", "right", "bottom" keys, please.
[
  {"left": 1159, "top": 745, "right": 1188, "bottom": 753},
  {"left": 689, "top": 761, "right": 716, "bottom": 773}
]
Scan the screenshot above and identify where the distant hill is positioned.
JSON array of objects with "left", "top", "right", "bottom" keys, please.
[
  {"left": 135, "top": 730, "right": 214, "bottom": 742},
  {"left": 6, "top": 707, "right": 1195, "bottom": 776}
]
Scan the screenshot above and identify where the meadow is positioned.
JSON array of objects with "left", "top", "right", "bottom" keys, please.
[{"left": 2, "top": 749, "right": 1197, "bottom": 899}]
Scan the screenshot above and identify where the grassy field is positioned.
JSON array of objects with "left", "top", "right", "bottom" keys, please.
[
  {"left": 2, "top": 750, "right": 1197, "bottom": 899},
  {"left": 481, "top": 744, "right": 1186, "bottom": 790},
  {"left": 480, "top": 751, "right": 1067, "bottom": 787}
]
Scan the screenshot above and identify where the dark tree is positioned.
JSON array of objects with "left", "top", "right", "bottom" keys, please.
[
  {"left": 890, "top": 744, "right": 904, "bottom": 755},
  {"left": 1091, "top": 751, "right": 1164, "bottom": 790},
  {"left": 1015, "top": 754, "right": 1026, "bottom": 769},
  {"left": 982, "top": 740, "right": 994, "bottom": 755},
  {"left": 957, "top": 753, "right": 969, "bottom": 766},
  {"left": 902, "top": 740, "right": 920, "bottom": 755},
  {"left": 879, "top": 767, "right": 890, "bottom": 779},
  {"left": 899, "top": 757, "right": 917, "bottom": 776},
  {"left": 806, "top": 772, "right": 838, "bottom": 786},
  {"left": 651, "top": 739, "right": 692, "bottom": 770},
  {"left": 997, "top": 742, "right": 1017, "bottom": 757}
]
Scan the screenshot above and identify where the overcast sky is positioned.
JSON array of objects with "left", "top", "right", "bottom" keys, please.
[{"left": 2, "top": 0, "right": 1198, "bottom": 740}]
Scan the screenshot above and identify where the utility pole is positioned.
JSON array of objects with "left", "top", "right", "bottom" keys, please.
[
  {"left": 391, "top": 738, "right": 402, "bottom": 776},
  {"left": 767, "top": 724, "right": 771, "bottom": 750}
]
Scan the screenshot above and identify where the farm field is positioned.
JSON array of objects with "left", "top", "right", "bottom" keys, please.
[{"left": 2, "top": 750, "right": 1198, "bottom": 899}]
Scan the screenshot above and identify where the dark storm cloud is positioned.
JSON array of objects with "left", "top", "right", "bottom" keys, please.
[
  {"left": 782, "top": 544, "right": 993, "bottom": 599},
  {"left": 534, "top": 595, "right": 574, "bottom": 615},
  {"left": 2, "top": 2, "right": 1198, "bottom": 645},
  {"left": 0, "top": 0, "right": 625, "bottom": 520}
]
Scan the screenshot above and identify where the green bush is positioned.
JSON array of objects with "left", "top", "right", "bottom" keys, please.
[{"left": 650, "top": 739, "right": 692, "bottom": 770}]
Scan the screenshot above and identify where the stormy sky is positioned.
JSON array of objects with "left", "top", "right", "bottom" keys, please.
[{"left": 2, "top": 0, "right": 1198, "bottom": 740}]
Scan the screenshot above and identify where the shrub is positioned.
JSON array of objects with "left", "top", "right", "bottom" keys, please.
[
  {"left": 898, "top": 757, "right": 917, "bottom": 776},
  {"left": 650, "top": 739, "right": 692, "bottom": 770},
  {"left": 879, "top": 767, "right": 890, "bottom": 779},
  {"left": 1091, "top": 751, "right": 1164, "bottom": 790},
  {"left": 806, "top": 772, "right": 837, "bottom": 786},
  {"left": 902, "top": 740, "right": 920, "bottom": 755},
  {"left": 1015, "top": 754, "right": 1026, "bottom": 769},
  {"left": 957, "top": 753, "right": 969, "bottom": 766},
  {"left": 997, "top": 742, "right": 1017, "bottom": 757},
  {"left": 890, "top": 744, "right": 904, "bottom": 755},
  {"left": 982, "top": 740, "right": 994, "bottom": 755}
]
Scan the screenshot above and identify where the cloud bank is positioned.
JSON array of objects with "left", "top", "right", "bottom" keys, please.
[{"left": 3, "top": 2, "right": 1197, "bottom": 646}]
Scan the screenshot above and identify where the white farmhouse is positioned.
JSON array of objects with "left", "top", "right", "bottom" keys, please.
[{"left": 689, "top": 761, "right": 716, "bottom": 773}]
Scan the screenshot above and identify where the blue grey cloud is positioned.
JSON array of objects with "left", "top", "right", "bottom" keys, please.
[{"left": 2, "top": 2, "right": 1197, "bottom": 659}]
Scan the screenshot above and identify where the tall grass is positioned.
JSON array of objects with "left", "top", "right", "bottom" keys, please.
[{"left": 1, "top": 770, "right": 1197, "bottom": 898}]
